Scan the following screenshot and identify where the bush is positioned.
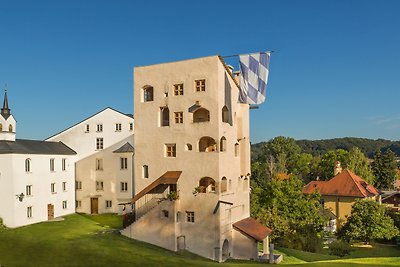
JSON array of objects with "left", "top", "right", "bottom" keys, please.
[
  {"left": 0, "top": 217, "right": 7, "bottom": 232},
  {"left": 328, "top": 240, "right": 352, "bottom": 257}
]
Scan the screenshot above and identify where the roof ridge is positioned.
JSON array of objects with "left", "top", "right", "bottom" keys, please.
[{"left": 346, "top": 169, "right": 369, "bottom": 197}]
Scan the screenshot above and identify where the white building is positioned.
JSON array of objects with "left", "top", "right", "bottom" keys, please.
[
  {"left": 0, "top": 91, "right": 76, "bottom": 228},
  {"left": 121, "top": 56, "right": 271, "bottom": 262},
  {"left": 47, "top": 107, "right": 134, "bottom": 214}
]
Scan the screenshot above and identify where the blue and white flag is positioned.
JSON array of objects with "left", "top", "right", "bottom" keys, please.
[{"left": 239, "top": 52, "right": 270, "bottom": 104}]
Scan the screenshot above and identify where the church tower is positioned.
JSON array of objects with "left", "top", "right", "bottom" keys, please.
[{"left": 0, "top": 90, "right": 16, "bottom": 141}]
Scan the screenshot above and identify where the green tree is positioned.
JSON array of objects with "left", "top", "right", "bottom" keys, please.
[
  {"left": 318, "top": 149, "right": 349, "bottom": 180},
  {"left": 347, "top": 147, "right": 375, "bottom": 185},
  {"left": 372, "top": 149, "right": 397, "bottom": 189},
  {"left": 338, "top": 199, "right": 399, "bottom": 243},
  {"left": 258, "top": 136, "right": 301, "bottom": 173},
  {"left": 251, "top": 174, "right": 327, "bottom": 252}
]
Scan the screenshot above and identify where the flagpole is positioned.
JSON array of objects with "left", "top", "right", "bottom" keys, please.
[{"left": 221, "top": 51, "right": 274, "bottom": 58}]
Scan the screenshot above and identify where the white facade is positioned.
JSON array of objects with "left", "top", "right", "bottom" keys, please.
[
  {"left": 121, "top": 56, "right": 267, "bottom": 262},
  {"left": 0, "top": 92, "right": 76, "bottom": 228},
  {"left": 0, "top": 153, "right": 76, "bottom": 228},
  {"left": 47, "top": 107, "right": 134, "bottom": 214}
]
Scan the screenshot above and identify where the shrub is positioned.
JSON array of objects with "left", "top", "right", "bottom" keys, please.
[
  {"left": 328, "top": 240, "right": 352, "bottom": 257},
  {"left": 0, "top": 217, "right": 7, "bottom": 232}
]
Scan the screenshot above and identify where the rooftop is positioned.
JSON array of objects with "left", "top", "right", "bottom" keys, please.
[
  {"left": 303, "top": 169, "right": 380, "bottom": 198},
  {"left": 0, "top": 139, "right": 76, "bottom": 155}
]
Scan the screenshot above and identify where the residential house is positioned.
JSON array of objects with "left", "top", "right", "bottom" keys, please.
[
  {"left": 121, "top": 56, "right": 271, "bottom": 262},
  {"left": 46, "top": 107, "right": 134, "bottom": 214},
  {"left": 0, "top": 91, "right": 76, "bottom": 228},
  {"left": 303, "top": 167, "right": 380, "bottom": 229}
]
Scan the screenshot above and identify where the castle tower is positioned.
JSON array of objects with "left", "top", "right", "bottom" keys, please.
[
  {"left": 0, "top": 90, "right": 16, "bottom": 141},
  {"left": 121, "top": 56, "right": 271, "bottom": 262}
]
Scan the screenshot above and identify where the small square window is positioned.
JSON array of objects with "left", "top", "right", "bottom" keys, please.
[
  {"left": 96, "top": 138, "right": 104, "bottom": 150},
  {"left": 143, "top": 165, "right": 149, "bottom": 178},
  {"left": 96, "top": 181, "right": 104, "bottom": 191},
  {"left": 51, "top": 183, "right": 56, "bottom": 194},
  {"left": 174, "top": 83, "right": 184, "bottom": 95},
  {"left": 96, "top": 158, "right": 103, "bottom": 170},
  {"left": 62, "top": 200, "right": 68, "bottom": 209},
  {"left": 75, "top": 181, "right": 82, "bottom": 190},
  {"left": 165, "top": 144, "right": 176, "bottom": 157},
  {"left": 76, "top": 200, "right": 82, "bottom": 208},
  {"left": 97, "top": 124, "right": 103, "bottom": 132},
  {"left": 195, "top": 79, "right": 205, "bottom": 92},
  {"left": 50, "top": 158, "right": 55, "bottom": 172},
  {"left": 186, "top": 211, "right": 195, "bottom": 223},
  {"left": 106, "top": 200, "right": 112, "bottom": 208},
  {"left": 174, "top": 112, "right": 183, "bottom": 124},
  {"left": 26, "top": 185, "right": 32, "bottom": 196},
  {"left": 143, "top": 86, "right": 154, "bottom": 102},
  {"left": 120, "top": 157, "right": 128, "bottom": 169},
  {"left": 27, "top": 206, "right": 33, "bottom": 218},
  {"left": 115, "top": 123, "right": 122, "bottom": 131},
  {"left": 62, "top": 158, "right": 66, "bottom": 171},
  {"left": 121, "top": 182, "right": 128, "bottom": 192}
]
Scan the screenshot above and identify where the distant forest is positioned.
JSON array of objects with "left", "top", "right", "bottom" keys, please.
[{"left": 251, "top": 137, "right": 400, "bottom": 160}]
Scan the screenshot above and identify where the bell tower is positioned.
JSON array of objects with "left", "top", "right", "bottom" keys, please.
[{"left": 0, "top": 89, "right": 16, "bottom": 141}]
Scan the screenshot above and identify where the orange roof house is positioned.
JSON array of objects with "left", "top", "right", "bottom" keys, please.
[{"left": 303, "top": 169, "right": 380, "bottom": 228}]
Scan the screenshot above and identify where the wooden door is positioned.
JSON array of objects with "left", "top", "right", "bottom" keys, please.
[
  {"left": 47, "top": 204, "right": 54, "bottom": 220},
  {"left": 91, "top": 198, "right": 98, "bottom": 214}
]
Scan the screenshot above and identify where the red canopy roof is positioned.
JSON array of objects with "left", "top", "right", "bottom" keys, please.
[{"left": 233, "top": 217, "right": 272, "bottom": 241}]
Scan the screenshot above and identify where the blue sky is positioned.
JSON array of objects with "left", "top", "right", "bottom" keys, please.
[{"left": 1, "top": 0, "right": 399, "bottom": 143}]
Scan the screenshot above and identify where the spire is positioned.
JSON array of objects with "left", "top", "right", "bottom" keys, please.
[{"left": 1, "top": 87, "right": 11, "bottom": 120}]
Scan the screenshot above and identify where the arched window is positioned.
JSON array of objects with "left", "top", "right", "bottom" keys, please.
[
  {"left": 193, "top": 108, "right": 210, "bottom": 123},
  {"left": 243, "top": 177, "right": 249, "bottom": 191},
  {"left": 185, "top": 143, "right": 192, "bottom": 151},
  {"left": 143, "top": 85, "right": 154, "bottom": 102},
  {"left": 220, "top": 136, "right": 226, "bottom": 152},
  {"left": 222, "top": 106, "right": 229, "bottom": 123},
  {"left": 25, "top": 158, "right": 31, "bottom": 172},
  {"left": 160, "top": 107, "right": 170, "bottom": 126},
  {"left": 8, "top": 124, "right": 13, "bottom": 132},
  {"left": 220, "top": 177, "right": 227, "bottom": 193},
  {"left": 199, "top": 136, "right": 217, "bottom": 152},
  {"left": 199, "top": 177, "right": 216, "bottom": 193},
  {"left": 234, "top": 143, "right": 239, "bottom": 157}
]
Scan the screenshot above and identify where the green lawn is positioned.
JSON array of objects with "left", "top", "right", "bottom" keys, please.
[{"left": 0, "top": 214, "right": 399, "bottom": 267}]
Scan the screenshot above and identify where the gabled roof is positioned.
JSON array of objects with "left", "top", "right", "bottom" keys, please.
[
  {"left": 0, "top": 139, "right": 76, "bottom": 155},
  {"left": 46, "top": 107, "right": 133, "bottom": 140},
  {"left": 233, "top": 217, "right": 272, "bottom": 242},
  {"left": 303, "top": 169, "right": 380, "bottom": 198},
  {"left": 113, "top": 142, "right": 134, "bottom": 153}
]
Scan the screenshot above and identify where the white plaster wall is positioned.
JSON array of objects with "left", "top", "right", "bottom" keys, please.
[
  {"left": 0, "top": 154, "right": 15, "bottom": 226},
  {"left": 232, "top": 229, "right": 258, "bottom": 260},
  {"left": 47, "top": 108, "right": 134, "bottom": 161},
  {"left": 47, "top": 108, "right": 134, "bottom": 214},
  {"left": 75, "top": 136, "right": 134, "bottom": 214},
  {"left": 0, "top": 153, "right": 75, "bottom": 228},
  {"left": 0, "top": 115, "right": 16, "bottom": 141}
]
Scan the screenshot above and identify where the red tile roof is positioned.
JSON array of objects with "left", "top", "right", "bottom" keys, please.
[
  {"left": 303, "top": 169, "right": 380, "bottom": 198},
  {"left": 233, "top": 217, "right": 272, "bottom": 242}
]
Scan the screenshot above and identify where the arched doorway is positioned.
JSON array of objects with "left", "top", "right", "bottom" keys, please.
[{"left": 222, "top": 239, "right": 229, "bottom": 261}]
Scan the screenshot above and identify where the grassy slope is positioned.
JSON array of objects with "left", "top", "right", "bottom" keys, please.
[{"left": 0, "top": 214, "right": 399, "bottom": 267}]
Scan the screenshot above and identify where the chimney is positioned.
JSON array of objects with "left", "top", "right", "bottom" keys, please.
[{"left": 334, "top": 161, "right": 342, "bottom": 176}]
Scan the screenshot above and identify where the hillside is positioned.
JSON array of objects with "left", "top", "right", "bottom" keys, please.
[{"left": 252, "top": 137, "right": 400, "bottom": 160}]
